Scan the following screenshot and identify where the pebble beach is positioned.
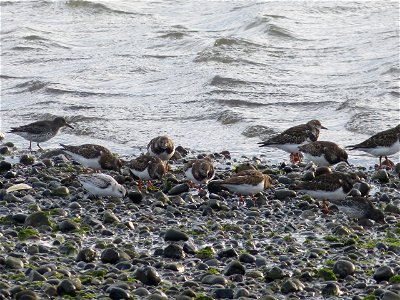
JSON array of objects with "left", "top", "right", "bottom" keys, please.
[{"left": 0, "top": 139, "right": 400, "bottom": 300}]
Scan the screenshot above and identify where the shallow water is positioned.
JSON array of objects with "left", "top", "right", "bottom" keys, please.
[{"left": 1, "top": 0, "right": 399, "bottom": 165}]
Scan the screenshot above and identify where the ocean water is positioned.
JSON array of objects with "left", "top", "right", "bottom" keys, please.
[{"left": 1, "top": 0, "right": 399, "bottom": 165}]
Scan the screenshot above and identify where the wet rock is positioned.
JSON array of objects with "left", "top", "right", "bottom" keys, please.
[
  {"left": 213, "top": 288, "right": 234, "bottom": 299},
  {"left": 0, "top": 147, "right": 10, "bottom": 156},
  {"left": 385, "top": 204, "right": 400, "bottom": 214},
  {"left": 101, "top": 248, "right": 120, "bottom": 264},
  {"left": 224, "top": 260, "right": 245, "bottom": 276},
  {"left": 20, "top": 154, "right": 35, "bottom": 165},
  {"left": 266, "top": 266, "right": 285, "bottom": 280},
  {"left": 322, "top": 282, "right": 341, "bottom": 297},
  {"left": 274, "top": 189, "right": 296, "bottom": 200},
  {"left": 201, "top": 275, "right": 228, "bottom": 286},
  {"left": 218, "top": 248, "right": 238, "bottom": 258},
  {"left": 374, "top": 266, "right": 395, "bottom": 282},
  {"left": 281, "top": 278, "right": 304, "bottom": 294},
  {"left": 128, "top": 190, "right": 143, "bottom": 204},
  {"left": 164, "top": 228, "right": 189, "bottom": 242},
  {"left": 58, "top": 219, "right": 79, "bottom": 232},
  {"left": 51, "top": 186, "right": 70, "bottom": 197},
  {"left": 183, "top": 242, "right": 197, "bottom": 254},
  {"left": 76, "top": 248, "right": 96, "bottom": 263},
  {"left": 333, "top": 260, "right": 355, "bottom": 278},
  {"left": 109, "top": 287, "right": 133, "bottom": 300},
  {"left": 239, "top": 253, "right": 256, "bottom": 263},
  {"left": 373, "top": 169, "right": 389, "bottom": 183},
  {"left": 168, "top": 183, "right": 189, "bottom": 195},
  {"left": 164, "top": 244, "right": 185, "bottom": 259},
  {"left": 207, "top": 180, "right": 223, "bottom": 194},
  {"left": 29, "top": 270, "right": 46, "bottom": 282},
  {"left": 382, "top": 291, "right": 400, "bottom": 300},
  {"left": 103, "top": 210, "right": 120, "bottom": 223},
  {"left": 134, "top": 266, "right": 161, "bottom": 286},
  {"left": 24, "top": 211, "right": 51, "bottom": 227},
  {"left": 57, "top": 279, "right": 78, "bottom": 296},
  {"left": 5, "top": 256, "right": 24, "bottom": 269},
  {"left": 15, "top": 290, "right": 38, "bottom": 300}
]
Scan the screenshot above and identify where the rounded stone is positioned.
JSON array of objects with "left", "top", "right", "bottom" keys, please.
[
  {"left": 322, "top": 282, "right": 341, "bottom": 297},
  {"left": 224, "top": 260, "right": 245, "bottom": 276},
  {"left": 333, "top": 260, "right": 355, "bottom": 278},
  {"left": 128, "top": 190, "right": 143, "bottom": 204},
  {"left": 15, "top": 290, "right": 38, "bottom": 300},
  {"left": 51, "top": 186, "right": 70, "bottom": 197},
  {"left": 109, "top": 287, "right": 132, "bottom": 300},
  {"left": 20, "top": 154, "right": 35, "bottom": 165},
  {"left": 164, "top": 244, "right": 185, "bottom": 259},
  {"left": 57, "top": 279, "right": 77, "bottom": 296},
  {"left": 281, "top": 278, "right": 304, "bottom": 294},
  {"left": 372, "top": 169, "right": 389, "bottom": 183},
  {"left": 58, "top": 219, "right": 79, "bottom": 232},
  {"left": 373, "top": 266, "right": 395, "bottom": 282},
  {"left": 274, "top": 189, "right": 296, "bottom": 200},
  {"left": 201, "top": 275, "right": 228, "bottom": 286},
  {"left": 24, "top": 211, "right": 51, "bottom": 228},
  {"left": 134, "top": 266, "right": 161, "bottom": 286},
  {"left": 5, "top": 256, "right": 24, "bottom": 269},
  {"left": 239, "top": 253, "right": 256, "bottom": 263},
  {"left": 76, "top": 248, "right": 96, "bottom": 263},
  {"left": 266, "top": 266, "right": 285, "bottom": 280},
  {"left": 168, "top": 183, "right": 189, "bottom": 195},
  {"left": 101, "top": 248, "right": 120, "bottom": 264},
  {"left": 164, "top": 228, "right": 189, "bottom": 242},
  {"left": 213, "top": 288, "right": 234, "bottom": 299}
]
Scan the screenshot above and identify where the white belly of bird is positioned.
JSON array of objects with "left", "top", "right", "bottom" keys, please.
[
  {"left": 148, "top": 148, "right": 174, "bottom": 161},
  {"left": 303, "top": 153, "right": 330, "bottom": 166},
  {"left": 299, "top": 187, "right": 347, "bottom": 200},
  {"left": 80, "top": 181, "right": 117, "bottom": 197},
  {"left": 275, "top": 143, "right": 302, "bottom": 153},
  {"left": 64, "top": 152, "right": 101, "bottom": 169},
  {"left": 361, "top": 140, "right": 400, "bottom": 157},
  {"left": 222, "top": 181, "right": 264, "bottom": 196},
  {"left": 130, "top": 167, "right": 151, "bottom": 180}
]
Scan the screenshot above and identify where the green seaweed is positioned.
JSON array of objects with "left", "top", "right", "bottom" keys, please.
[
  {"left": 318, "top": 268, "right": 337, "bottom": 281},
  {"left": 389, "top": 274, "right": 400, "bottom": 283},
  {"left": 18, "top": 228, "right": 39, "bottom": 240},
  {"left": 196, "top": 247, "right": 214, "bottom": 259}
]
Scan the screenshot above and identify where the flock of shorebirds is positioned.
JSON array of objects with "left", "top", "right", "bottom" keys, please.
[{"left": 6, "top": 117, "right": 400, "bottom": 222}]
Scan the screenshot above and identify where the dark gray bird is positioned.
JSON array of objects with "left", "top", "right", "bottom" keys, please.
[{"left": 9, "top": 117, "right": 73, "bottom": 151}]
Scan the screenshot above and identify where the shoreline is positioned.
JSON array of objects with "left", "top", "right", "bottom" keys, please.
[{"left": 0, "top": 142, "right": 399, "bottom": 300}]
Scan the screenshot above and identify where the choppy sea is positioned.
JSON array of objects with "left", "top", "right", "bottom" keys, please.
[{"left": 1, "top": 0, "right": 399, "bottom": 165}]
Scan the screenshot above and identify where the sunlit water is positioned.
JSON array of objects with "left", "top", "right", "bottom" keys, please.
[{"left": 1, "top": 0, "right": 399, "bottom": 165}]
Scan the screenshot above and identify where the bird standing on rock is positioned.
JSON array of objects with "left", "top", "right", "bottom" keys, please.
[
  {"left": 183, "top": 158, "right": 215, "bottom": 188},
  {"left": 9, "top": 117, "right": 73, "bottom": 151},
  {"left": 60, "top": 143, "right": 122, "bottom": 172},
  {"left": 147, "top": 136, "right": 175, "bottom": 161},
  {"left": 346, "top": 125, "right": 400, "bottom": 168},
  {"left": 128, "top": 154, "right": 166, "bottom": 191},
  {"left": 298, "top": 141, "right": 350, "bottom": 167},
  {"left": 258, "top": 120, "right": 327, "bottom": 164},
  {"left": 221, "top": 169, "right": 272, "bottom": 204}
]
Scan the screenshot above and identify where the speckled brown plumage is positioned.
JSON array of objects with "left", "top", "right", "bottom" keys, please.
[
  {"left": 347, "top": 125, "right": 400, "bottom": 149},
  {"left": 129, "top": 154, "right": 166, "bottom": 180},
  {"left": 147, "top": 136, "right": 175, "bottom": 161},
  {"left": 183, "top": 159, "right": 215, "bottom": 184},
  {"left": 299, "top": 141, "right": 349, "bottom": 166}
]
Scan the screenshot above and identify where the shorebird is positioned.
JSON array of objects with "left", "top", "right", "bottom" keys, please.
[
  {"left": 9, "top": 117, "right": 73, "bottom": 151},
  {"left": 299, "top": 141, "right": 350, "bottom": 167},
  {"left": 183, "top": 158, "right": 215, "bottom": 188},
  {"left": 258, "top": 120, "right": 327, "bottom": 163},
  {"left": 78, "top": 173, "right": 126, "bottom": 198},
  {"left": 147, "top": 136, "right": 175, "bottom": 161},
  {"left": 330, "top": 196, "right": 385, "bottom": 223},
  {"left": 60, "top": 144, "right": 122, "bottom": 172},
  {"left": 221, "top": 169, "right": 272, "bottom": 203},
  {"left": 128, "top": 154, "right": 166, "bottom": 191},
  {"left": 293, "top": 172, "right": 359, "bottom": 214},
  {"left": 347, "top": 125, "right": 400, "bottom": 168}
]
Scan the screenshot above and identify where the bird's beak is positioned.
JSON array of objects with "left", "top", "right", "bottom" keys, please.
[
  {"left": 66, "top": 124, "right": 74, "bottom": 129},
  {"left": 321, "top": 125, "right": 328, "bottom": 130},
  {"left": 345, "top": 160, "right": 351, "bottom": 167}
]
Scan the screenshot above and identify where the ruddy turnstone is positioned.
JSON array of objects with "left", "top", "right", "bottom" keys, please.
[
  {"left": 183, "top": 158, "right": 215, "bottom": 186},
  {"left": 293, "top": 172, "right": 359, "bottom": 214},
  {"left": 330, "top": 196, "right": 385, "bottom": 223},
  {"left": 60, "top": 144, "right": 122, "bottom": 171},
  {"left": 9, "top": 117, "right": 73, "bottom": 151},
  {"left": 347, "top": 125, "right": 400, "bottom": 168},
  {"left": 78, "top": 173, "right": 126, "bottom": 198},
  {"left": 221, "top": 169, "right": 272, "bottom": 202},
  {"left": 258, "top": 120, "right": 327, "bottom": 163},
  {"left": 147, "top": 136, "right": 175, "bottom": 161},
  {"left": 128, "top": 154, "right": 166, "bottom": 190},
  {"left": 298, "top": 141, "right": 350, "bottom": 167}
]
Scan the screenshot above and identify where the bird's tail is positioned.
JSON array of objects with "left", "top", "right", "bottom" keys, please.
[{"left": 257, "top": 141, "right": 271, "bottom": 147}]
